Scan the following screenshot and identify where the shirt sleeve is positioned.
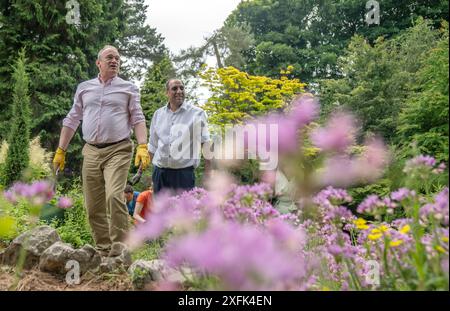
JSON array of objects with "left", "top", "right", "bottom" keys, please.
[
  {"left": 148, "top": 110, "right": 158, "bottom": 154},
  {"left": 128, "top": 83, "right": 146, "bottom": 127},
  {"left": 62, "top": 85, "right": 83, "bottom": 131},
  {"left": 200, "top": 110, "right": 211, "bottom": 143},
  {"left": 136, "top": 191, "right": 148, "bottom": 204}
]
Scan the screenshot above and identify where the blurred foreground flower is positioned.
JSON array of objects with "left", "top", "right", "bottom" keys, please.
[
  {"left": 57, "top": 196, "right": 73, "bottom": 209},
  {"left": 163, "top": 219, "right": 309, "bottom": 290}
]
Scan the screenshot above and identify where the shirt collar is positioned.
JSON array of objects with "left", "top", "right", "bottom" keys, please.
[
  {"left": 165, "top": 102, "right": 189, "bottom": 113},
  {"left": 97, "top": 74, "right": 118, "bottom": 85}
]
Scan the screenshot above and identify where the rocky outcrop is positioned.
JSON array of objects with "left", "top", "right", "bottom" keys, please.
[
  {"left": 1, "top": 226, "right": 61, "bottom": 269},
  {"left": 99, "top": 242, "right": 132, "bottom": 273},
  {"left": 127, "top": 259, "right": 192, "bottom": 289},
  {"left": 39, "top": 242, "right": 102, "bottom": 275}
]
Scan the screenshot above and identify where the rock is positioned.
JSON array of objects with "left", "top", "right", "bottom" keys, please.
[
  {"left": 2, "top": 225, "right": 61, "bottom": 269},
  {"left": 39, "top": 242, "right": 102, "bottom": 275},
  {"left": 127, "top": 259, "right": 193, "bottom": 289},
  {"left": 99, "top": 242, "right": 131, "bottom": 273},
  {"left": 128, "top": 260, "right": 158, "bottom": 289}
]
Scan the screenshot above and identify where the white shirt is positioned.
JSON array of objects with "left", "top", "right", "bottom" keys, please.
[
  {"left": 148, "top": 102, "right": 210, "bottom": 169},
  {"left": 63, "top": 76, "right": 145, "bottom": 144}
]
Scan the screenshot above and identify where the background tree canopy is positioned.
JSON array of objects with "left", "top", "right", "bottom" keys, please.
[{"left": 224, "top": 0, "right": 449, "bottom": 83}]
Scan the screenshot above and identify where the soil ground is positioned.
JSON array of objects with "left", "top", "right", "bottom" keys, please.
[{"left": 0, "top": 265, "right": 133, "bottom": 291}]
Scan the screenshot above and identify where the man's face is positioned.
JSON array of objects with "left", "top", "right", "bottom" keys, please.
[
  {"left": 166, "top": 80, "right": 185, "bottom": 107},
  {"left": 96, "top": 48, "right": 120, "bottom": 78},
  {"left": 124, "top": 192, "right": 133, "bottom": 202}
]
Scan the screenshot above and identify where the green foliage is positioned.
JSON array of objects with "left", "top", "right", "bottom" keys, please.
[
  {"left": 51, "top": 179, "right": 93, "bottom": 248},
  {"left": 2, "top": 49, "right": 31, "bottom": 187},
  {"left": 131, "top": 237, "right": 166, "bottom": 262},
  {"left": 227, "top": 0, "right": 448, "bottom": 82},
  {"left": 397, "top": 22, "right": 449, "bottom": 162},
  {"left": 140, "top": 55, "right": 176, "bottom": 120},
  {"left": 0, "top": 197, "right": 42, "bottom": 243},
  {"left": 320, "top": 19, "right": 443, "bottom": 143},
  {"left": 228, "top": 159, "right": 261, "bottom": 185}
]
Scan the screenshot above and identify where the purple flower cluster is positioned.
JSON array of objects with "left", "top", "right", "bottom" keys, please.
[
  {"left": 404, "top": 155, "right": 447, "bottom": 174},
  {"left": 421, "top": 227, "right": 449, "bottom": 259},
  {"left": 391, "top": 188, "right": 416, "bottom": 202},
  {"left": 420, "top": 187, "right": 449, "bottom": 226},
  {"left": 222, "top": 183, "right": 287, "bottom": 224},
  {"left": 163, "top": 220, "right": 308, "bottom": 290},
  {"left": 3, "top": 181, "right": 54, "bottom": 206},
  {"left": 128, "top": 184, "right": 296, "bottom": 248},
  {"left": 313, "top": 187, "right": 353, "bottom": 208},
  {"left": 357, "top": 195, "right": 397, "bottom": 217},
  {"left": 313, "top": 187, "right": 354, "bottom": 224}
]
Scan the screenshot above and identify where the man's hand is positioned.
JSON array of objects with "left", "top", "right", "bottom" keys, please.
[
  {"left": 52, "top": 147, "right": 66, "bottom": 173},
  {"left": 135, "top": 144, "right": 150, "bottom": 170}
]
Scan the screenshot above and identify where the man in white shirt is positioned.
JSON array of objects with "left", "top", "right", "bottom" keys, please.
[{"left": 148, "top": 79, "right": 211, "bottom": 193}]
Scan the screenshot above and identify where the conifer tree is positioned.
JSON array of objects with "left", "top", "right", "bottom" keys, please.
[{"left": 3, "top": 49, "right": 31, "bottom": 186}]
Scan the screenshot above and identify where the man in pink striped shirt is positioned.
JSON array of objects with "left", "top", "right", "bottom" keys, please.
[{"left": 52, "top": 45, "right": 150, "bottom": 256}]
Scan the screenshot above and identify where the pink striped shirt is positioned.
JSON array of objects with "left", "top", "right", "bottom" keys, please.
[{"left": 63, "top": 75, "right": 145, "bottom": 144}]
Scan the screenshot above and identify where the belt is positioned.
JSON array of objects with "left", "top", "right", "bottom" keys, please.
[
  {"left": 87, "top": 138, "right": 129, "bottom": 149},
  {"left": 156, "top": 166, "right": 194, "bottom": 171}
]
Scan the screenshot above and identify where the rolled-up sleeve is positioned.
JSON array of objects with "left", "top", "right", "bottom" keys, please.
[
  {"left": 62, "top": 86, "right": 83, "bottom": 131},
  {"left": 148, "top": 112, "right": 158, "bottom": 154},
  {"left": 128, "top": 84, "right": 145, "bottom": 127}
]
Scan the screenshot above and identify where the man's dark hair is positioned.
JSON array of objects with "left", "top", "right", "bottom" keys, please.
[{"left": 124, "top": 185, "right": 133, "bottom": 193}]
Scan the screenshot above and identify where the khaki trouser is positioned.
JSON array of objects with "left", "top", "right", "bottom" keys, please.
[{"left": 82, "top": 140, "right": 132, "bottom": 252}]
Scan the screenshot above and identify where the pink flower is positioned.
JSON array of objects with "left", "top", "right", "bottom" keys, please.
[
  {"left": 164, "top": 221, "right": 309, "bottom": 290},
  {"left": 289, "top": 94, "right": 319, "bottom": 128},
  {"left": 311, "top": 113, "right": 356, "bottom": 152},
  {"left": 57, "top": 196, "right": 73, "bottom": 209},
  {"left": 318, "top": 138, "right": 389, "bottom": 187}
]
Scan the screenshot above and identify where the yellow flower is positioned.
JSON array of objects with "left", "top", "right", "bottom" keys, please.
[
  {"left": 379, "top": 225, "right": 389, "bottom": 233},
  {"left": 435, "top": 245, "right": 447, "bottom": 254},
  {"left": 353, "top": 218, "right": 369, "bottom": 230},
  {"left": 389, "top": 240, "right": 403, "bottom": 247},
  {"left": 368, "top": 233, "right": 383, "bottom": 241},
  {"left": 441, "top": 236, "right": 449, "bottom": 243},
  {"left": 399, "top": 225, "right": 411, "bottom": 234}
]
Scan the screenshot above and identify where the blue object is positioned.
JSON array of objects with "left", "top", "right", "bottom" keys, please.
[{"left": 127, "top": 191, "right": 140, "bottom": 215}]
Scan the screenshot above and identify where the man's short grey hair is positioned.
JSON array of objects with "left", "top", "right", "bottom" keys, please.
[
  {"left": 97, "top": 45, "right": 119, "bottom": 60},
  {"left": 166, "top": 78, "right": 184, "bottom": 91}
]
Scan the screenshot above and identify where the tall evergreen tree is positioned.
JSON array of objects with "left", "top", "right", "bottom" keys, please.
[
  {"left": 117, "top": 0, "right": 167, "bottom": 81},
  {"left": 140, "top": 55, "right": 176, "bottom": 120},
  {"left": 397, "top": 21, "right": 449, "bottom": 162},
  {"left": 3, "top": 49, "right": 31, "bottom": 186}
]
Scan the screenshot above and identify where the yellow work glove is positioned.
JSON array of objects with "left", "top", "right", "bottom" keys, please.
[
  {"left": 135, "top": 144, "right": 150, "bottom": 170},
  {"left": 52, "top": 147, "right": 66, "bottom": 173}
]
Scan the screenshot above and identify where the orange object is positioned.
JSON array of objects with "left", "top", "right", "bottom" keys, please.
[{"left": 135, "top": 190, "right": 153, "bottom": 223}]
